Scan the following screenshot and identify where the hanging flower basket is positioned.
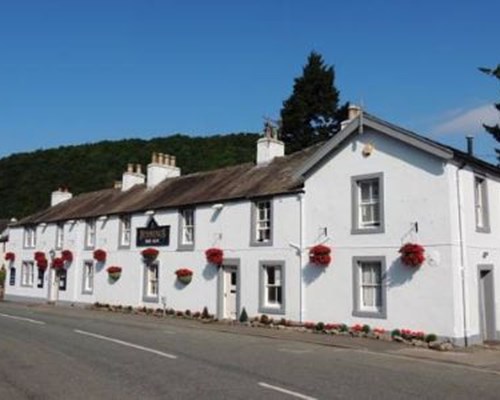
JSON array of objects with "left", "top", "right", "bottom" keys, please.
[
  {"left": 4, "top": 252, "right": 15, "bottom": 262},
  {"left": 51, "top": 257, "right": 65, "bottom": 270},
  {"left": 93, "top": 249, "right": 107, "bottom": 263},
  {"left": 61, "top": 249, "right": 73, "bottom": 263},
  {"left": 37, "top": 258, "right": 48, "bottom": 271},
  {"left": 175, "top": 268, "right": 193, "bottom": 284},
  {"left": 205, "top": 248, "right": 223, "bottom": 266},
  {"left": 141, "top": 248, "right": 159, "bottom": 263},
  {"left": 34, "top": 251, "right": 46, "bottom": 261},
  {"left": 309, "top": 244, "right": 332, "bottom": 267},
  {"left": 106, "top": 266, "right": 122, "bottom": 280},
  {"left": 399, "top": 243, "right": 425, "bottom": 268}
]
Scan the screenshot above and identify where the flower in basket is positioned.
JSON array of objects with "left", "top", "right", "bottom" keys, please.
[
  {"left": 34, "top": 251, "right": 46, "bottom": 261},
  {"left": 37, "top": 257, "right": 48, "bottom": 271},
  {"left": 4, "top": 252, "right": 15, "bottom": 262},
  {"left": 61, "top": 249, "right": 73, "bottom": 263},
  {"left": 51, "top": 257, "right": 65, "bottom": 270},
  {"left": 141, "top": 248, "right": 159, "bottom": 262},
  {"left": 175, "top": 268, "right": 193, "bottom": 284},
  {"left": 309, "top": 244, "right": 332, "bottom": 267},
  {"left": 93, "top": 249, "right": 107, "bottom": 263},
  {"left": 399, "top": 243, "right": 425, "bottom": 268},
  {"left": 205, "top": 248, "right": 223, "bottom": 265},
  {"left": 106, "top": 266, "right": 122, "bottom": 280}
]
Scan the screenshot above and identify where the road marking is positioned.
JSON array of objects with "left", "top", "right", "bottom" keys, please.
[
  {"left": 74, "top": 329, "right": 177, "bottom": 359},
  {"left": 278, "top": 348, "right": 312, "bottom": 354},
  {"left": 163, "top": 330, "right": 176, "bottom": 335},
  {"left": 0, "top": 313, "right": 46, "bottom": 325},
  {"left": 258, "top": 382, "right": 317, "bottom": 400}
]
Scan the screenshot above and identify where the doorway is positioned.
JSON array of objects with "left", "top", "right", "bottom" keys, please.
[
  {"left": 478, "top": 265, "right": 496, "bottom": 342},
  {"left": 218, "top": 262, "right": 239, "bottom": 320}
]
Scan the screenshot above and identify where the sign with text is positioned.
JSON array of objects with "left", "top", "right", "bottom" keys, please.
[{"left": 136, "top": 218, "right": 170, "bottom": 247}]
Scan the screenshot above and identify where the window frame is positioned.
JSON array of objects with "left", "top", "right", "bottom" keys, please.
[
  {"left": 143, "top": 261, "right": 159, "bottom": 302},
  {"left": 351, "top": 173, "right": 385, "bottom": 234},
  {"left": 177, "top": 208, "right": 195, "bottom": 251},
  {"left": 258, "top": 260, "right": 285, "bottom": 315},
  {"left": 250, "top": 199, "right": 273, "bottom": 247},
  {"left": 21, "top": 260, "right": 34, "bottom": 287},
  {"left": 9, "top": 267, "right": 16, "bottom": 286},
  {"left": 474, "top": 175, "right": 490, "bottom": 233},
  {"left": 84, "top": 218, "right": 96, "bottom": 249},
  {"left": 82, "top": 260, "right": 94, "bottom": 294},
  {"left": 118, "top": 215, "right": 132, "bottom": 249},
  {"left": 55, "top": 222, "right": 64, "bottom": 250},
  {"left": 352, "top": 256, "right": 387, "bottom": 319},
  {"left": 23, "top": 226, "right": 37, "bottom": 249}
]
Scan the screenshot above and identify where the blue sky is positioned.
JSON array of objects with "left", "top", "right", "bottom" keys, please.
[{"left": 0, "top": 0, "right": 499, "bottom": 161}]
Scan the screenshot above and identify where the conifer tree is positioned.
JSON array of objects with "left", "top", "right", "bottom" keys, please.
[
  {"left": 280, "top": 51, "right": 348, "bottom": 153},
  {"left": 480, "top": 65, "right": 500, "bottom": 160}
]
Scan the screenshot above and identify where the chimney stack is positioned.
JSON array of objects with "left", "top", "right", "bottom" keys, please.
[
  {"left": 146, "top": 152, "right": 181, "bottom": 188},
  {"left": 340, "top": 104, "right": 362, "bottom": 130},
  {"left": 122, "top": 163, "right": 145, "bottom": 191},
  {"left": 466, "top": 135, "right": 474, "bottom": 156},
  {"left": 51, "top": 187, "right": 73, "bottom": 206},
  {"left": 256, "top": 121, "right": 284, "bottom": 165}
]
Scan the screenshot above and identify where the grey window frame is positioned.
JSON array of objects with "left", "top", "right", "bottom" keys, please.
[
  {"left": 9, "top": 267, "right": 16, "bottom": 286},
  {"left": 143, "top": 261, "right": 160, "bottom": 303},
  {"left": 55, "top": 222, "right": 64, "bottom": 250},
  {"left": 258, "top": 260, "right": 285, "bottom": 315},
  {"left": 352, "top": 256, "right": 387, "bottom": 319},
  {"left": 84, "top": 218, "right": 96, "bottom": 250},
  {"left": 23, "top": 226, "right": 37, "bottom": 249},
  {"left": 82, "top": 259, "right": 94, "bottom": 295},
  {"left": 20, "top": 260, "right": 34, "bottom": 287},
  {"left": 474, "top": 175, "right": 490, "bottom": 233},
  {"left": 351, "top": 172, "right": 385, "bottom": 234},
  {"left": 177, "top": 208, "right": 195, "bottom": 251},
  {"left": 250, "top": 199, "right": 273, "bottom": 247},
  {"left": 118, "top": 215, "right": 132, "bottom": 249}
]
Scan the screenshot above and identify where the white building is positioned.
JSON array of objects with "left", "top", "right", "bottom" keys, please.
[{"left": 4, "top": 109, "right": 499, "bottom": 345}]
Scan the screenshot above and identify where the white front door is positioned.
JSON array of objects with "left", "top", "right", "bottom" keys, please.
[
  {"left": 48, "top": 269, "right": 59, "bottom": 302},
  {"left": 223, "top": 266, "right": 238, "bottom": 319}
]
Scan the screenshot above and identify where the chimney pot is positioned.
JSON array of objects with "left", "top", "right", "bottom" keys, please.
[
  {"left": 136, "top": 164, "right": 142, "bottom": 174},
  {"left": 164, "top": 154, "right": 170, "bottom": 165},
  {"left": 171, "top": 156, "right": 176, "bottom": 167},
  {"left": 152, "top": 152, "right": 157, "bottom": 163},
  {"left": 127, "top": 163, "right": 134, "bottom": 173},
  {"left": 348, "top": 105, "right": 361, "bottom": 120}
]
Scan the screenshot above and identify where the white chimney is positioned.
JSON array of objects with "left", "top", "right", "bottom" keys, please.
[
  {"left": 51, "top": 187, "right": 73, "bottom": 206},
  {"left": 122, "top": 163, "right": 146, "bottom": 191},
  {"left": 340, "top": 104, "right": 362, "bottom": 130},
  {"left": 147, "top": 153, "right": 181, "bottom": 188},
  {"left": 257, "top": 122, "right": 284, "bottom": 165}
]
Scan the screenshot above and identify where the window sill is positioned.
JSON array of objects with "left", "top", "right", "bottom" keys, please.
[
  {"left": 250, "top": 240, "right": 273, "bottom": 247},
  {"left": 351, "top": 226, "right": 384, "bottom": 235},
  {"left": 177, "top": 244, "right": 195, "bottom": 252},
  {"left": 143, "top": 295, "right": 159, "bottom": 303},
  {"left": 475, "top": 226, "right": 491, "bottom": 234},
  {"left": 259, "top": 305, "right": 285, "bottom": 315},
  {"left": 352, "top": 309, "right": 386, "bottom": 319}
]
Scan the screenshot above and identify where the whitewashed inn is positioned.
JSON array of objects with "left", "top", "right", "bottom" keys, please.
[{"left": 4, "top": 107, "right": 500, "bottom": 345}]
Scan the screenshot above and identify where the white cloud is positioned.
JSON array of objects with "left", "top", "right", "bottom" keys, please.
[{"left": 432, "top": 104, "right": 499, "bottom": 135}]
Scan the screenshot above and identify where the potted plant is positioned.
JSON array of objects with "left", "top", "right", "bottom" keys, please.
[
  {"left": 61, "top": 249, "right": 73, "bottom": 263},
  {"left": 37, "top": 258, "right": 48, "bottom": 271},
  {"left": 175, "top": 268, "right": 193, "bottom": 285},
  {"left": 399, "top": 243, "right": 425, "bottom": 268},
  {"left": 205, "top": 248, "right": 223, "bottom": 266},
  {"left": 4, "top": 252, "right": 15, "bottom": 262},
  {"left": 141, "top": 248, "right": 159, "bottom": 263},
  {"left": 309, "top": 244, "right": 332, "bottom": 267},
  {"left": 106, "top": 266, "right": 122, "bottom": 280},
  {"left": 93, "top": 249, "right": 107, "bottom": 263},
  {"left": 34, "top": 251, "right": 45, "bottom": 261},
  {"left": 51, "top": 257, "right": 65, "bottom": 270}
]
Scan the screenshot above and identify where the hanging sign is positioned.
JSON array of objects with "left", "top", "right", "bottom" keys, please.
[{"left": 136, "top": 218, "right": 170, "bottom": 247}]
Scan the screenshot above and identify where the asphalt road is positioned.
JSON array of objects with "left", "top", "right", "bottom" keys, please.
[{"left": 1, "top": 303, "right": 500, "bottom": 400}]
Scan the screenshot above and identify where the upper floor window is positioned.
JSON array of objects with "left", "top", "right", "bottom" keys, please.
[
  {"left": 251, "top": 200, "right": 272, "bottom": 246},
  {"left": 21, "top": 261, "right": 34, "bottom": 287},
  {"left": 351, "top": 173, "right": 384, "bottom": 234},
  {"left": 474, "top": 176, "right": 490, "bottom": 233},
  {"left": 55, "top": 223, "right": 64, "bottom": 249},
  {"left": 178, "top": 208, "right": 195, "bottom": 249},
  {"left": 85, "top": 219, "right": 96, "bottom": 249},
  {"left": 352, "top": 256, "right": 387, "bottom": 319},
  {"left": 119, "top": 215, "right": 131, "bottom": 248},
  {"left": 23, "top": 226, "right": 36, "bottom": 248}
]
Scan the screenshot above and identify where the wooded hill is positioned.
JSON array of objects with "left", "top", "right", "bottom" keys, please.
[{"left": 0, "top": 133, "right": 259, "bottom": 219}]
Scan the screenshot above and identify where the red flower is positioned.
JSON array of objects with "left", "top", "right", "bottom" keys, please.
[
  {"left": 106, "top": 266, "right": 122, "bottom": 274},
  {"left": 93, "top": 249, "right": 107, "bottom": 262},
  {"left": 141, "top": 248, "right": 159, "bottom": 260},
  {"left": 205, "top": 248, "right": 223, "bottom": 265},
  {"left": 37, "top": 258, "right": 48, "bottom": 271},
  {"left": 34, "top": 251, "right": 45, "bottom": 261},
  {"left": 399, "top": 243, "right": 425, "bottom": 267},
  {"left": 61, "top": 250, "right": 73, "bottom": 263},
  {"left": 5, "top": 252, "right": 15, "bottom": 262},
  {"left": 309, "top": 244, "right": 332, "bottom": 267},
  {"left": 51, "top": 257, "right": 64, "bottom": 270},
  {"left": 175, "top": 268, "right": 193, "bottom": 277}
]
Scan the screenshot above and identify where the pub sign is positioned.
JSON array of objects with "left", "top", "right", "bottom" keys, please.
[{"left": 136, "top": 218, "right": 170, "bottom": 247}]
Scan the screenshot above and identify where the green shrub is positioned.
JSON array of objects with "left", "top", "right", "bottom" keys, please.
[
  {"left": 362, "top": 324, "right": 371, "bottom": 334},
  {"left": 391, "top": 329, "right": 401, "bottom": 338},
  {"left": 0, "top": 267, "right": 6, "bottom": 287},
  {"left": 185, "top": 309, "right": 191, "bottom": 317},
  {"left": 339, "top": 323, "right": 349, "bottom": 332},
  {"left": 425, "top": 333, "right": 438, "bottom": 343},
  {"left": 239, "top": 307, "right": 249, "bottom": 323},
  {"left": 201, "top": 306, "right": 210, "bottom": 319},
  {"left": 260, "top": 314, "right": 269, "bottom": 324},
  {"left": 315, "top": 322, "right": 325, "bottom": 331}
]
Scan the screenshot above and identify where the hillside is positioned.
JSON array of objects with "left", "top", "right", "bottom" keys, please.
[{"left": 0, "top": 133, "right": 259, "bottom": 219}]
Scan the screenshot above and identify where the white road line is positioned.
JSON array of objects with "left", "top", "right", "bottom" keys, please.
[
  {"left": 74, "top": 329, "right": 177, "bottom": 359},
  {"left": 0, "top": 313, "right": 46, "bottom": 325},
  {"left": 258, "top": 382, "right": 317, "bottom": 400},
  {"left": 163, "top": 330, "right": 176, "bottom": 335}
]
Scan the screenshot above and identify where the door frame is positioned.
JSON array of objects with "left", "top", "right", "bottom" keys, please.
[
  {"left": 477, "top": 264, "right": 497, "bottom": 341},
  {"left": 217, "top": 258, "right": 240, "bottom": 320}
]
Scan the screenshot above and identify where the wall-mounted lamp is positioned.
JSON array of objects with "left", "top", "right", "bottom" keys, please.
[
  {"left": 212, "top": 203, "right": 224, "bottom": 210},
  {"left": 145, "top": 210, "right": 155, "bottom": 216}
]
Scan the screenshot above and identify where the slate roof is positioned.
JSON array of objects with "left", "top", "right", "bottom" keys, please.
[{"left": 16, "top": 144, "right": 321, "bottom": 226}]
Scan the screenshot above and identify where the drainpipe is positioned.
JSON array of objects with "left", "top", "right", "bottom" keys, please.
[
  {"left": 455, "top": 162, "right": 469, "bottom": 346},
  {"left": 299, "top": 192, "right": 305, "bottom": 323}
]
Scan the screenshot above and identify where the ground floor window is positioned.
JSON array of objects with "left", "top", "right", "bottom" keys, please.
[
  {"left": 58, "top": 269, "right": 67, "bottom": 291},
  {"left": 9, "top": 267, "right": 16, "bottom": 286},
  {"left": 82, "top": 261, "right": 94, "bottom": 294},
  {"left": 259, "top": 261, "right": 285, "bottom": 314},
  {"left": 37, "top": 268, "right": 45, "bottom": 288},
  {"left": 352, "top": 256, "right": 387, "bottom": 318},
  {"left": 21, "top": 261, "right": 34, "bottom": 287},
  {"left": 144, "top": 263, "right": 159, "bottom": 300}
]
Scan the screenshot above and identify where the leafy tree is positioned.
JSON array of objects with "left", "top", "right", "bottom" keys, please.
[
  {"left": 480, "top": 65, "right": 500, "bottom": 159},
  {"left": 280, "top": 51, "right": 348, "bottom": 153}
]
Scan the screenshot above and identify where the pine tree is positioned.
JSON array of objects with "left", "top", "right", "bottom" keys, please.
[
  {"left": 480, "top": 65, "right": 500, "bottom": 159},
  {"left": 280, "top": 51, "right": 348, "bottom": 153}
]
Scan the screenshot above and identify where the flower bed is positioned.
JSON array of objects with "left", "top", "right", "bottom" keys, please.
[
  {"left": 93, "top": 249, "right": 107, "bottom": 262},
  {"left": 309, "top": 244, "right": 332, "bottom": 266},
  {"left": 399, "top": 243, "right": 425, "bottom": 267},
  {"left": 205, "top": 248, "right": 223, "bottom": 265}
]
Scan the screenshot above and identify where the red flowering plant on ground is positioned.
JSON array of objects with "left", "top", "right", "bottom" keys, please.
[
  {"left": 399, "top": 243, "right": 425, "bottom": 268},
  {"left": 93, "top": 249, "right": 107, "bottom": 263},
  {"left": 61, "top": 249, "right": 73, "bottom": 263},
  {"left": 51, "top": 257, "right": 65, "bottom": 270},
  {"left": 205, "top": 248, "right": 223, "bottom": 265},
  {"left": 141, "top": 248, "right": 159, "bottom": 263},
  {"left": 309, "top": 244, "right": 332, "bottom": 267},
  {"left": 400, "top": 329, "right": 425, "bottom": 341},
  {"left": 4, "top": 252, "right": 15, "bottom": 262}
]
